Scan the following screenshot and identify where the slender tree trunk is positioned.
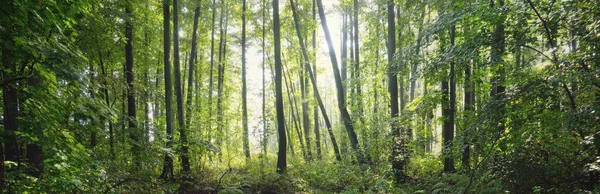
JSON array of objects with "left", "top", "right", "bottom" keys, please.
[
  {"left": 490, "top": 0, "right": 506, "bottom": 135},
  {"left": 99, "top": 52, "right": 115, "bottom": 158},
  {"left": 124, "top": 3, "right": 140, "bottom": 169},
  {"left": 282, "top": 60, "right": 306, "bottom": 159},
  {"left": 396, "top": 6, "right": 405, "bottom": 112},
  {"left": 208, "top": 0, "right": 217, "bottom": 145},
  {"left": 216, "top": 2, "right": 228, "bottom": 155},
  {"left": 273, "top": 0, "right": 287, "bottom": 173},
  {"left": 160, "top": 0, "right": 175, "bottom": 180},
  {"left": 89, "top": 62, "right": 97, "bottom": 148},
  {"left": 387, "top": 0, "right": 405, "bottom": 182},
  {"left": 442, "top": 23, "right": 456, "bottom": 173},
  {"left": 463, "top": 56, "right": 473, "bottom": 171},
  {"left": 301, "top": 65, "right": 312, "bottom": 161},
  {"left": 316, "top": 0, "right": 364, "bottom": 163},
  {"left": 311, "top": 0, "right": 322, "bottom": 160},
  {"left": 261, "top": 0, "right": 268, "bottom": 155},
  {"left": 291, "top": 0, "right": 341, "bottom": 161},
  {"left": 186, "top": 2, "right": 200, "bottom": 129},
  {"left": 172, "top": 0, "right": 191, "bottom": 174},
  {"left": 242, "top": 0, "right": 251, "bottom": 160}
]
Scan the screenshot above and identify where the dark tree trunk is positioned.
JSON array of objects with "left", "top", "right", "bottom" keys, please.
[
  {"left": 316, "top": 0, "right": 365, "bottom": 163},
  {"left": 273, "top": 0, "right": 287, "bottom": 174},
  {"left": 442, "top": 23, "right": 456, "bottom": 173},
  {"left": 490, "top": 0, "right": 506, "bottom": 135},
  {"left": 89, "top": 63, "right": 97, "bottom": 148},
  {"left": 186, "top": 2, "right": 200, "bottom": 129},
  {"left": 242, "top": 0, "right": 251, "bottom": 160},
  {"left": 172, "top": 0, "right": 191, "bottom": 174},
  {"left": 387, "top": 0, "right": 405, "bottom": 182},
  {"left": 160, "top": 0, "right": 175, "bottom": 180},
  {"left": 125, "top": 3, "right": 140, "bottom": 169}
]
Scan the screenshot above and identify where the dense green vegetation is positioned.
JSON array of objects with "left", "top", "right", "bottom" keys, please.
[{"left": 1, "top": 0, "right": 599, "bottom": 193}]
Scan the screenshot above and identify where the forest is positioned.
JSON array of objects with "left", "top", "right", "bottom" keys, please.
[{"left": 1, "top": 0, "right": 599, "bottom": 193}]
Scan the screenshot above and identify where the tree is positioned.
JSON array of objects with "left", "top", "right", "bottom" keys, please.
[
  {"left": 316, "top": 0, "right": 365, "bottom": 163},
  {"left": 160, "top": 0, "right": 175, "bottom": 180},
  {"left": 185, "top": 0, "right": 201, "bottom": 132},
  {"left": 124, "top": 1, "right": 140, "bottom": 169},
  {"left": 387, "top": 0, "right": 403, "bottom": 182},
  {"left": 172, "top": 0, "right": 191, "bottom": 175},
  {"left": 273, "top": 0, "right": 287, "bottom": 174},
  {"left": 262, "top": 0, "right": 269, "bottom": 156},
  {"left": 312, "top": 0, "right": 322, "bottom": 160},
  {"left": 242, "top": 0, "right": 251, "bottom": 160}
]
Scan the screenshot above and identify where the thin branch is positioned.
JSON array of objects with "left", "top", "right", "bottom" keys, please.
[
  {"left": 525, "top": 0, "right": 556, "bottom": 50},
  {"left": 519, "top": 44, "right": 553, "bottom": 61},
  {"left": 1, "top": 68, "right": 35, "bottom": 87}
]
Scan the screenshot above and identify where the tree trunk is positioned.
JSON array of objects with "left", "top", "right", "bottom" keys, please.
[
  {"left": 490, "top": 0, "right": 506, "bottom": 135},
  {"left": 186, "top": 2, "right": 200, "bottom": 129},
  {"left": 242, "top": 0, "right": 251, "bottom": 160},
  {"left": 442, "top": 23, "right": 456, "bottom": 173},
  {"left": 99, "top": 52, "right": 115, "bottom": 158},
  {"left": 312, "top": 0, "right": 322, "bottom": 160},
  {"left": 291, "top": 0, "right": 341, "bottom": 161},
  {"left": 124, "top": 3, "right": 140, "bottom": 169},
  {"left": 2, "top": 36, "right": 20, "bottom": 172},
  {"left": 316, "top": 0, "right": 365, "bottom": 163},
  {"left": 208, "top": 0, "right": 217, "bottom": 145},
  {"left": 282, "top": 60, "right": 306, "bottom": 159},
  {"left": 396, "top": 6, "right": 405, "bottom": 112},
  {"left": 301, "top": 66, "right": 312, "bottom": 161},
  {"left": 387, "top": 0, "right": 405, "bottom": 182},
  {"left": 216, "top": 6, "right": 228, "bottom": 157},
  {"left": 172, "top": 0, "right": 191, "bottom": 174},
  {"left": 273, "top": 0, "right": 287, "bottom": 173},
  {"left": 262, "top": 0, "right": 268, "bottom": 155},
  {"left": 89, "top": 63, "right": 97, "bottom": 148},
  {"left": 160, "top": 0, "right": 174, "bottom": 180}
]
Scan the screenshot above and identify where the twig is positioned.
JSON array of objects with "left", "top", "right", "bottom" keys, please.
[{"left": 518, "top": 44, "right": 552, "bottom": 61}]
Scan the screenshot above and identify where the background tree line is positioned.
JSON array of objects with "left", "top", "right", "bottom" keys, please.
[{"left": 1, "top": 0, "right": 599, "bottom": 193}]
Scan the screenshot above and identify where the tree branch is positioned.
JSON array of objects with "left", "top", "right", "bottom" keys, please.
[
  {"left": 1, "top": 68, "right": 35, "bottom": 87},
  {"left": 518, "top": 44, "right": 553, "bottom": 61},
  {"left": 525, "top": 0, "right": 556, "bottom": 50}
]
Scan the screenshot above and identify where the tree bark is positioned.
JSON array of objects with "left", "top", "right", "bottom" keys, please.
[
  {"left": 207, "top": 0, "right": 217, "bottom": 145},
  {"left": 173, "top": 0, "right": 191, "bottom": 174},
  {"left": 125, "top": 3, "right": 140, "bottom": 169},
  {"left": 442, "top": 23, "right": 456, "bottom": 173},
  {"left": 312, "top": 0, "right": 322, "bottom": 160},
  {"left": 262, "top": 0, "right": 268, "bottom": 155},
  {"left": 186, "top": 1, "right": 201, "bottom": 129},
  {"left": 273, "top": 0, "right": 287, "bottom": 174},
  {"left": 387, "top": 0, "right": 405, "bottom": 182},
  {"left": 99, "top": 52, "right": 115, "bottom": 158},
  {"left": 160, "top": 0, "right": 174, "bottom": 180},
  {"left": 242, "top": 0, "right": 251, "bottom": 160}
]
